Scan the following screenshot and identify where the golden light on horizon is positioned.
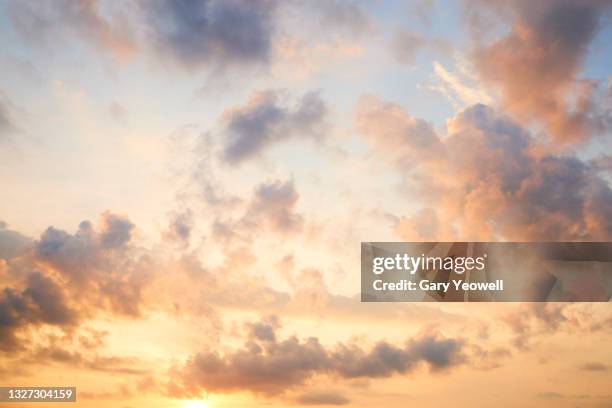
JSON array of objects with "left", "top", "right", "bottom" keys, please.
[{"left": 183, "top": 400, "right": 209, "bottom": 408}]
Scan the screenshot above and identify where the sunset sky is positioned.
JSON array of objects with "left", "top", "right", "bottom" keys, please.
[{"left": 1, "top": 0, "right": 612, "bottom": 407}]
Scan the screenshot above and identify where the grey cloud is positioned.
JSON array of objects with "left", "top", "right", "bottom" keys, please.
[
  {"left": 99, "top": 211, "right": 135, "bottom": 249},
  {"left": 0, "top": 271, "right": 77, "bottom": 351},
  {"left": 31, "top": 345, "right": 146, "bottom": 376},
  {"left": 248, "top": 179, "right": 303, "bottom": 233},
  {"left": 34, "top": 212, "right": 146, "bottom": 317},
  {"left": 167, "top": 210, "right": 194, "bottom": 243},
  {"left": 311, "top": 0, "right": 372, "bottom": 37},
  {"left": 222, "top": 90, "right": 327, "bottom": 164},
  {"left": 36, "top": 222, "right": 100, "bottom": 284},
  {"left": 173, "top": 317, "right": 466, "bottom": 397},
  {"left": 579, "top": 362, "right": 608, "bottom": 372},
  {"left": 295, "top": 390, "right": 350, "bottom": 406},
  {"left": 248, "top": 315, "right": 280, "bottom": 343},
  {"left": 0, "top": 100, "right": 15, "bottom": 137},
  {"left": 331, "top": 335, "right": 463, "bottom": 378},
  {"left": 36, "top": 212, "right": 134, "bottom": 284},
  {"left": 147, "top": 0, "right": 278, "bottom": 69},
  {"left": 358, "top": 97, "right": 612, "bottom": 240},
  {"left": 207, "top": 179, "right": 303, "bottom": 244}
]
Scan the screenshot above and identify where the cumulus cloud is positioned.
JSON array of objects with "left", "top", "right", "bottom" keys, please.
[
  {"left": 357, "top": 96, "right": 612, "bottom": 240},
  {"left": 0, "top": 271, "right": 77, "bottom": 350},
  {"left": 99, "top": 211, "right": 135, "bottom": 249},
  {"left": 471, "top": 0, "right": 612, "bottom": 143},
  {"left": 146, "top": 0, "right": 278, "bottom": 69},
  {"left": 171, "top": 316, "right": 465, "bottom": 397},
  {"left": 36, "top": 212, "right": 134, "bottom": 284},
  {"left": 34, "top": 212, "right": 147, "bottom": 316},
  {"left": 221, "top": 90, "right": 327, "bottom": 164}
]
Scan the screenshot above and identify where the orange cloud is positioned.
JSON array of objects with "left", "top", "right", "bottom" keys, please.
[
  {"left": 473, "top": 0, "right": 612, "bottom": 144},
  {"left": 357, "top": 96, "right": 612, "bottom": 240}
]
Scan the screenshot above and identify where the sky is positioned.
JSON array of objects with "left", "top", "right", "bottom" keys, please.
[{"left": 1, "top": 0, "right": 612, "bottom": 407}]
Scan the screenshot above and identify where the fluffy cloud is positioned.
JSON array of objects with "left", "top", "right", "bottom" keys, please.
[
  {"left": 247, "top": 179, "right": 304, "bottom": 233},
  {"left": 146, "top": 0, "right": 278, "bottom": 69},
  {"left": 36, "top": 211, "right": 134, "bottom": 284},
  {"left": 471, "top": 0, "right": 612, "bottom": 143},
  {"left": 0, "top": 271, "right": 77, "bottom": 350},
  {"left": 222, "top": 90, "right": 327, "bottom": 164},
  {"left": 357, "top": 96, "right": 612, "bottom": 240},
  {"left": 33, "top": 212, "right": 149, "bottom": 317},
  {"left": 171, "top": 316, "right": 465, "bottom": 397}
]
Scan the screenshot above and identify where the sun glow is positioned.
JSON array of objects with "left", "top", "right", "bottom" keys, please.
[{"left": 183, "top": 401, "right": 208, "bottom": 408}]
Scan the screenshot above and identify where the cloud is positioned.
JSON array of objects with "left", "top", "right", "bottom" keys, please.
[
  {"left": 472, "top": 0, "right": 612, "bottom": 144},
  {"left": 356, "top": 94, "right": 441, "bottom": 166},
  {"left": 246, "top": 179, "right": 304, "bottom": 234},
  {"left": 222, "top": 90, "right": 327, "bottom": 164},
  {"left": 171, "top": 316, "right": 465, "bottom": 397},
  {"left": 165, "top": 210, "right": 194, "bottom": 244},
  {"left": 8, "top": 0, "right": 136, "bottom": 62},
  {"left": 36, "top": 212, "right": 134, "bottom": 284},
  {"left": 99, "top": 211, "right": 135, "bottom": 249},
  {"left": 294, "top": 390, "right": 350, "bottom": 406},
  {"left": 0, "top": 91, "right": 19, "bottom": 143},
  {"left": 579, "top": 362, "right": 608, "bottom": 372},
  {"left": 501, "top": 303, "right": 612, "bottom": 350},
  {"left": 357, "top": 96, "right": 612, "bottom": 240},
  {"left": 146, "top": 0, "right": 278, "bottom": 70},
  {"left": 0, "top": 100, "right": 15, "bottom": 136},
  {"left": 536, "top": 391, "right": 563, "bottom": 399},
  {"left": 0, "top": 223, "right": 32, "bottom": 260},
  {"left": 34, "top": 212, "right": 148, "bottom": 317},
  {"left": 0, "top": 271, "right": 77, "bottom": 351},
  {"left": 431, "top": 61, "right": 492, "bottom": 106},
  {"left": 310, "top": 0, "right": 372, "bottom": 38},
  {"left": 29, "top": 344, "right": 145, "bottom": 375}
]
